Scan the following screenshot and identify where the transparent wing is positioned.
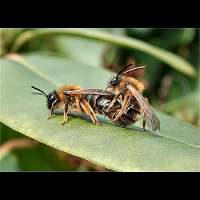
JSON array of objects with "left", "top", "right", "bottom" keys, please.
[
  {"left": 127, "top": 84, "right": 160, "bottom": 131},
  {"left": 64, "top": 89, "right": 114, "bottom": 96}
]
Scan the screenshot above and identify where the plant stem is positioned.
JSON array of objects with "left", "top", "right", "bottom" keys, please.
[{"left": 12, "top": 28, "right": 196, "bottom": 77}]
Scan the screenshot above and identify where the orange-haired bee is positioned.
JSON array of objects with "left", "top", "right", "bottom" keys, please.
[
  {"left": 105, "top": 64, "right": 160, "bottom": 131},
  {"left": 32, "top": 85, "right": 115, "bottom": 126},
  {"left": 32, "top": 85, "right": 136, "bottom": 127},
  {"left": 64, "top": 89, "right": 136, "bottom": 127}
]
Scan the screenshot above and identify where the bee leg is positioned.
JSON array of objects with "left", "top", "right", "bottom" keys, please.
[
  {"left": 62, "top": 102, "right": 68, "bottom": 126},
  {"left": 105, "top": 93, "right": 121, "bottom": 113},
  {"left": 48, "top": 114, "right": 56, "bottom": 120},
  {"left": 80, "top": 99, "right": 101, "bottom": 125},
  {"left": 47, "top": 106, "right": 54, "bottom": 119},
  {"left": 142, "top": 120, "right": 146, "bottom": 131},
  {"left": 113, "top": 95, "right": 130, "bottom": 122}
]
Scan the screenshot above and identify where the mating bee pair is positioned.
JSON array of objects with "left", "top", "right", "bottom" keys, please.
[{"left": 32, "top": 64, "right": 160, "bottom": 131}]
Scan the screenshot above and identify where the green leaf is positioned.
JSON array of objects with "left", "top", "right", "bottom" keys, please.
[
  {"left": 0, "top": 28, "right": 26, "bottom": 56},
  {"left": 162, "top": 28, "right": 196, "bottom": 46},
  {"left": 0, "top": 54, "right": 199, "bottom": 171},
  {"left": 1, "top": 122, "right": 23, "bottom": 143},
  {"left": 145, "top": 29, "right": 196, "bottom": 50},
  {"left": 126, "top": 28, "right": 154, "bottom": 37},
  {"left": 13, "top": 143, "right": 75, "bottom": 171},
  {"left": 0, "top": 123, "right": 76, "bottom": 171},
  {"left": 55, "top": 36, "right": 107, "bottom": 68},
  {"left": 161, "top": 91, "right": 199, "bottom": 113},
  {"left": 0, "top": 153, "right": 20, "bottom": 171},
  {"left": 11, "top": 28, "right": 196, "bottom": 77}
]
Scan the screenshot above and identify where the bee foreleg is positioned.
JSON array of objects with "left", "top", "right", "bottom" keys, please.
[
  {"left": 80, "top": 99, "right": 101, "bottom": 125},
  {"left": 142, "top": 119, "right": 146, "bottom": 131},
  {"left": 48, "top": 104, "right": 55, "bottom": 119},
  {"left": 113, "top": 95, "right": 130, "bottom": 122}
]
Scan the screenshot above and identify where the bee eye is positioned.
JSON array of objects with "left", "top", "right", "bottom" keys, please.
[
  {"left": 47, "top": 92, "right": 58, "bottom": 110},
  {"left": 51, "top": 94, "right": 57, "bottom": 102},
  {"left": 110, "top": 78, "right": 119, "bottom": 86}
]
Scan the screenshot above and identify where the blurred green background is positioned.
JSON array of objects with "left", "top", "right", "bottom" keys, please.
[{"left": 0, "top": 28, "right": 199, "bottom": 171}]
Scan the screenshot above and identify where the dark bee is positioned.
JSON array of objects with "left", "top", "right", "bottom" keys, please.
[
  {"left": 32, "top": 85, "right": 135, "bottom": 127},
  {"left": 64, "top": 89, "right": 136, "bottom": 127},
  {"left": 105, "top": 64, "right": 160, "bottom": 131}
]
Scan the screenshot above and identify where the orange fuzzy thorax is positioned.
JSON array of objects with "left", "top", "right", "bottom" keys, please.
[
  {"left": 122, "top": 77, "right": 145, "bottom": 93},
  {"left": 57, "top": 85, "right": 81, "bottom": 100}
]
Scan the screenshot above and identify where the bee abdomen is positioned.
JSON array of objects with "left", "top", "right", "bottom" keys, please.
[
  {"left": 84, "top": 94, "right": 111, "bottom": 114},
  {"left": 95, "top": 96, "right": 112, "bottom": 113},
  {"left": 84, "top": 94, "right": 99, "bottom": 109},
  {"left": 85, "top": 94, "right": 140, "bottom": 127}
]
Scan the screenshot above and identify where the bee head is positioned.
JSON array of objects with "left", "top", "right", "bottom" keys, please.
[
  {"left": 31, "top": 85, "right": 59, "bottom": 110},
  {"left": 47, "top": 91, "right": 59, "bottom": 110},
  {"left": 109, "top": 63, "right": 140, "bottom": 87},
  {"left": 105, "top": 76, "right": 119, "bottom": 93}
]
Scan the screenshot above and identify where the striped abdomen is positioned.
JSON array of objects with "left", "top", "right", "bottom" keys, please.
[{"left": 84, "top": 94, "right": 139, "bottom": 127}]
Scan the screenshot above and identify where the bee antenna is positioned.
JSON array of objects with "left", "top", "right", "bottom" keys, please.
[
  {"left": 31, "top": 85, "right": 47, "bottom": 97},
  {"left": 123, "top": 66, "right": 146, "bottom": 76},
  {"left": 116, "top": 64, "right": 134, "bottom": 79}
]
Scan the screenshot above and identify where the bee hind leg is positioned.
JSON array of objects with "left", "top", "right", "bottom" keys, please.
[
  {"left": 105, "top": 93, "right": 121, "bottom": 113},
  {"left": 113, "top": 95, "right": 130, "bottom": 122},
  {"left": 80, "top": 99, "right": 101, "bottom": 125}
]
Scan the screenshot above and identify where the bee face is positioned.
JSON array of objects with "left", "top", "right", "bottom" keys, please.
[
  {"left": 47, "top": 91, "right": 59, "bottom": 110},
  {"left": 106, "top": 77, "right": 119, "bottom": 92},
  {"left": 109, "top": 77, "right": 119, "bottom": 86}
]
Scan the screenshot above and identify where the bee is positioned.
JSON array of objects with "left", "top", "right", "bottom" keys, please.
[
  {"left": 105, "top": 64, "right": 160, "bottom": 131},
  {"left": 32, "top": 84, "right": 136, "bottom": 127},
  {"left": 31, "top": 85, "right": 115, "bottom": 126},
  {"left": 64, "top": 89, "right": 136, "bottom": 127}
]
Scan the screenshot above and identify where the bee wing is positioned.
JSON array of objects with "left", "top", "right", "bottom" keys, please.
[
  {"left": 64, "top": 89, "right": 114, "bottom": 96},
  {"left": 127, "top": 84, "right": 160, "bottom": 131}
]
